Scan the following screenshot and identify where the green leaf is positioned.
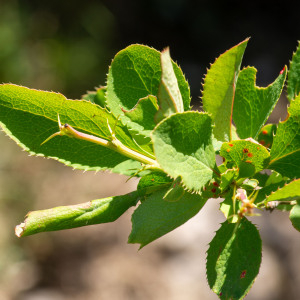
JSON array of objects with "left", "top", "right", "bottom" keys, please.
[
  {"left": 269, "top": 95, "right": 300, "bottom": 178},
  {"left": 220, "top": 189, "right": 239, "bottom": 223},
  {"left": 256, "top": 123, "right": 277, "bottom": 149},
  {"left": 233, "top": 66, "right": 286, "bottom": 139},
  {"left": 289, "top": 203, "right": 300, "bottom": 232},
  {"left": 106, "top": 44, "right": 190, "bottom": 139},
  {"left": 82, "top": 86, "right": 107, "bottom": 108},
  {"left": 163, "top": 177, "right": 185, "bottom": 202},
  {"left": 137, "top": 171, "right": 172, "bottom": 196},
  {"left": 265, "top": 179, "right": 300, "bottom": 203},
  {"left": 202, "top": 39, "right": 248, "bottom": 141},
  {"left": 155, "top": 48, "right": 184, "bottom": 122},
  {"left": 206, "top": 218, "right": 262, "bottom": 300},
  {"left": 15, "top": 191, "right": 140, "bottom": 237},
  {"left": 0, "top": 84, "right": 145, "bottom": 174},
  {"left": 220, "top": 169, "right": 238, "bottom": 192},
  {"left": 128, "top": 188, "right": 207, "bottom": 248},
  {"left": 122, "top": 95, "right": 159, "bottom": 144},
  {"left": 151, "top": 111, "right": 216, "bottom": 192},
  {"left": 220, "top": 140, "right": 270, "bottom": 176},
  {"left": 255, "top": 172, "right": 286, "bottom": 205},
  {"left": 111, "top": 159, "right": 144, "bottom": 177},
  {"left": 287, "top": 41, "right": 300, "bottom": 101},
  {"left": 241, "top": 179, "right": 259, "bottom": 190}
]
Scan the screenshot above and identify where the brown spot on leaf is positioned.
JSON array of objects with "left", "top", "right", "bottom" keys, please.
[{"left": 240, "top": 270, "right": 247, "bottom": 278}]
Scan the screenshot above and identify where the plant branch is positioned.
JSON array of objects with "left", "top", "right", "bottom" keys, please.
[{"left": 42, "top": 115, "right": 159, "bottom": 166}]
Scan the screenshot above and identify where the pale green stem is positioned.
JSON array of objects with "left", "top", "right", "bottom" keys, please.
[{"left": 42, "top": 116, "right": 158, "bottom": 166}]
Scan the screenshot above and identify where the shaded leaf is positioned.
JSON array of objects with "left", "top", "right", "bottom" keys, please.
[
  {"left": 128, "top": 188, "right": 207, "bottom": 248},
  {"left": 82, "top": 86, "right": 107, "bottom": 108},
  {"left": 137, "top": 171, "right": 172, "bottom": 196},
  {"left": 220, "top": 169, "right": 238, "bottom": 192},
  {"left": 254, "top": 172, "right": 286, "bottom": 205},
  {"left": 290, "top": 203, "right": 300, "bottom": 232},
  {"left": 163, "top": 177, "right": 185, "bottom": 202},
  {"left": 206, "top": 218, "right": 262, "bottom": 300},
  {"left": 257, "top": 123, "right": 277, "bottom": 149},
  {"left": 122, "top": 95, "right": 158, "bottom": 144}
]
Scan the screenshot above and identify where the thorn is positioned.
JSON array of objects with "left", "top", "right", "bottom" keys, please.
[{"left": 40, "top": 114, "right": 63, "bottom": 146}]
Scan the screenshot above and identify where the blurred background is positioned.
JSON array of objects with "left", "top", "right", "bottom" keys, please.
[{"left": 0, "top": 0, "right": 299, "bottom": 299}]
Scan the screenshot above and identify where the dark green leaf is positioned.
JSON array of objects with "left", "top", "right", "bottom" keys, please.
[
  {"left": 290, "top": 203, "right": 300, "bottom": 232},
  {"left": 128, "top": 188, "right": 207, "bottom": 248},
  {"left": 82, "top": 86, "right": 107, "bottom": 108},
  {"left": 137, "top": 171, "right": 172, "bottom": 196},
  {"left": 163, "top": 177, "right": 185, "bottom": 202},
  {"left": 206, "top": 218, "right": 262, "bottom": 300}
]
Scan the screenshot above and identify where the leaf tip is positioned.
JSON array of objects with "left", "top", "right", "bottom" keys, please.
[{"left": 15, "top": 222, "right": 26, "bottom": 237}]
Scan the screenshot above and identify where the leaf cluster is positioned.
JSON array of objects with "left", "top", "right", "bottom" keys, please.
[{"left": 1, "top": 39, "right": 300, "bottom": 299}]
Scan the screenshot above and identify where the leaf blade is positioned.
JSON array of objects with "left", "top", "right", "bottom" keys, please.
[
  {"left": 287, "top": 41, "right": 300, "bottom": 101},
  {"left": 206, "top": 219, "right": 262, "bottom": 300},
  {"left": 151, "top": 111, "right": 216, "bottom": 192},
  {"left": 202, "top": 39, "right": 248, "bottom": 141},
  {"left": 269, "top": 95, "right": 300, "bottom": 178},
  {"left": 265, "top": 179, "right": 300, "bottom": 203},
  {"left": 0, "top": 84, "right": 143, "bottom": 174},
  {"left": 220, "top": 140, "right": 270, "bottom": 176},
  {"left": 128, "top": 188, "right": 207, "bottom": 248},
  {"left": 290, "top": 203, "right": 300, "bottom": 232},
  {"left": 156, "top": 47, "right": 184, "bottom": 121},
  {"left": 16, "top": 191, "right": 140, "bottom": 237},
  {"left": 106, "top": 44, "right": 190, "bottom": 139},
  {"left": 233, "top": 66, "right": 286, "bottom": 139}
]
